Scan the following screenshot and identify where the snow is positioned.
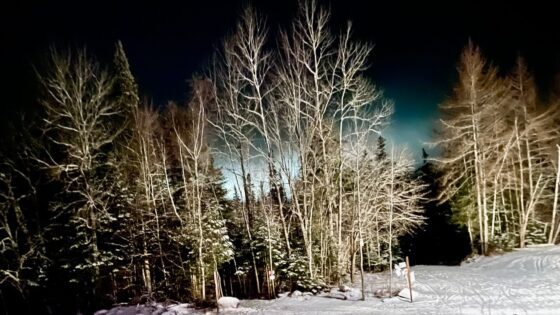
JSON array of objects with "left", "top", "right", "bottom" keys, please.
[
  {"left": 290, "top": 290, "right": 302, "bottom": 297},
  {"left": 396, "top": 288, "right": 419, "bottom": 301},
  {"left": 98, "top": 245, "right": 560, "bottom": 314},
  {"left": 218, "top": 297, "right": 240, "bottom": 309},
  {"left": 94, "top": 303, "right": 194, "bottom": 315}
]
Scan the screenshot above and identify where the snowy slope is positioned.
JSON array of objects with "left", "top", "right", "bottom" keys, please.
[{"left": 97, "top": 245, "right": 560, "bottom": 315}]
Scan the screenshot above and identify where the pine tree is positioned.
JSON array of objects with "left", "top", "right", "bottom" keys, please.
[
  {"left": 113, "top": 40, "right": 139, "bottom": 125},
  {"left": 375, "top": 135, "right": 387, "bottom": 162},
  {"left": 400, "top": 149, "right": 471, "bottom": 265},
  {"left": 110, "top": 40, "right": 142, "bottom": 301},
  {"left": 268, "top": 162, "right": 286, "bottom": 205}
]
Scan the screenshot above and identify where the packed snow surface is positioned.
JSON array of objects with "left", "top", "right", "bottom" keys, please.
[{"left": 99, "top": 245, "right": 560, "bottom": 314}]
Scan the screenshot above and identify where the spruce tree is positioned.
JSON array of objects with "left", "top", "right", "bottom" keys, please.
[
  {"left": 114, "top": 40, "right": 139, "bottom": 124},
  {"left": 375, "top": 135, "right": 387, "bottom": 162}
]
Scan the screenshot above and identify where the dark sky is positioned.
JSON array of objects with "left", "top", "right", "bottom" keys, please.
[{"left": 2, "top": 0, "right": 559, "bottom": 156}]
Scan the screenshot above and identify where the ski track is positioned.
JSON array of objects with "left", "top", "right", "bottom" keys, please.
[{"left": 235, "top": 245, "right": 560, "bottom": 315}]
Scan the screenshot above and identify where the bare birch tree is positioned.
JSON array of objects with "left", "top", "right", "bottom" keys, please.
[{"left": 37, "top": 49, "right": 129, "bottom": 291}]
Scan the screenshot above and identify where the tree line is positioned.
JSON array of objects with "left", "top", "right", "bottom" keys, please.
[{"left": 0, "top": 2, "right": 424, "bottom": 313}]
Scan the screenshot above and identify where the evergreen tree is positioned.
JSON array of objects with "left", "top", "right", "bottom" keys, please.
[
  {"left": 113, "top": 40, "right": 139, "bottom": 124},
  {"left": 110, "top": 40, "right": 142, "bottom": 302},
  {"left": 375, "top": 135, "right": 387, "bottom": 162},
  {"left": 268, "top": 162, "right": 286, "bottom": 205},
  {"left": 399, "top": 149, "right": 471, "bottom": 265}
]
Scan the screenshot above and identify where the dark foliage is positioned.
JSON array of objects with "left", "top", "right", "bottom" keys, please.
[{"left": 399, "top": 150, "right": 472, "bottom": 265}]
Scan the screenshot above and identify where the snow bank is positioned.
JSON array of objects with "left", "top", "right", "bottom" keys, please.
[
  {"left": 218, "top": 296, "right": 240, "bottom": 309},
  {"left": 165, "top": 303, "right": 195, "bottom": 315},
  {"left": 94, "top": 303, "right": 194, "bottom": 315},
  {"left": 397, "top": 288, "right": 419, "bottom": 301},
  {"left": 290, "top": 290, "right": 302, "bottom": 297},
  {"left": 93, "top": 305, "right": 154, "bottom": 315}
]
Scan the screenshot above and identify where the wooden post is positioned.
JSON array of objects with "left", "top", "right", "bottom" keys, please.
[{"left": 405, "top": 256, "right": 413, "bottom": 303}]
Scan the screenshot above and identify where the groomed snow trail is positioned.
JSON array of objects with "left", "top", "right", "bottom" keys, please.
[{"left": 235, "top": 245, "right": 560, "bottom": 314}]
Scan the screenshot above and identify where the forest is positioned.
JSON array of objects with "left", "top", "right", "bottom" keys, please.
[{"left": 1, "top": 1, "right": 559, "bottom": 314}]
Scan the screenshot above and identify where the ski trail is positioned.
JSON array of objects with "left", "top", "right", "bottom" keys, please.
[{"left": 99, "top": 245, "right": 560, "bottom": 314}]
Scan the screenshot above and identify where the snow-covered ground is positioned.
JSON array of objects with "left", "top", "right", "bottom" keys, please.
[{"left": 97, "top": 245, "right": 560, "bottom": 315}]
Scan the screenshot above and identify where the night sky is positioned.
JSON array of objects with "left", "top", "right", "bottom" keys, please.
[{"left": 2, "top": 0, "right": 559, "bottom": 158}]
